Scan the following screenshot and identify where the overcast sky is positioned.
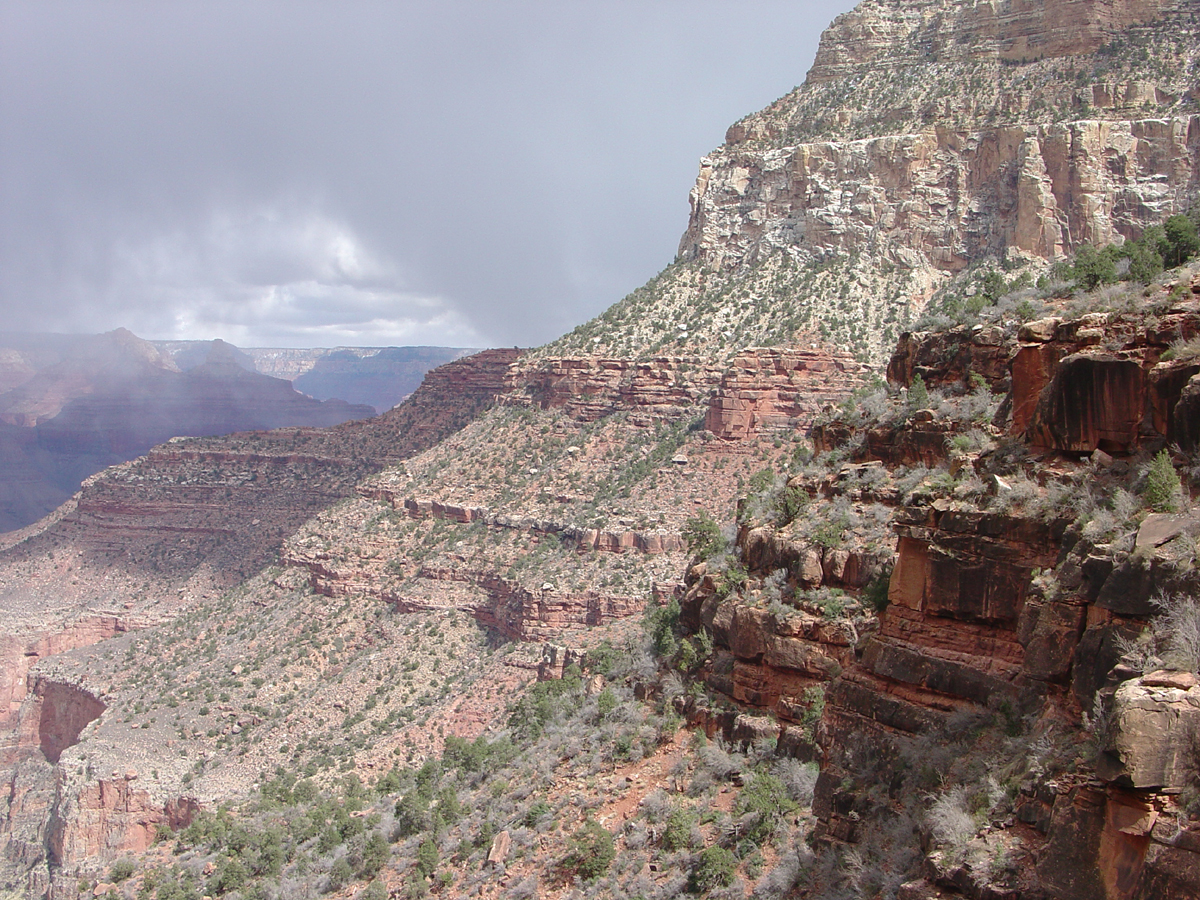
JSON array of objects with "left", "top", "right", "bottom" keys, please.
[{"left": 1, "top": 1, "right": 855, "bottom": 350}]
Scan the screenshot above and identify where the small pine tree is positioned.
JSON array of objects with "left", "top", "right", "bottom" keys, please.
[
  {"left": 689, "top": 846, "right": 738, "bottom": 893},
  {"left": 415, "top": 838, "right": 439, "bottom": 877},
  {"left": 908, "top": 373, "right": 930, "bottom": 411},
  {"left": 1163, "top": 214, "right": 1200, "bottom": 268},
  {"left": 682, "top": 513, "right": 724, "bottom": 560},
  {"left": 1144, "top": 449, "right": 1182, "bottom": 513}
]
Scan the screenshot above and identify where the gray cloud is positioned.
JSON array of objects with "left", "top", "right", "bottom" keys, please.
[{"left": 1, "top": 0, "right": 855, "bottom": 348}]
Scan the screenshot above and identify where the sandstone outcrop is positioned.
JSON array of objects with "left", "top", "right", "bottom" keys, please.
[
  {"left": 704, "top": 349, "right": 869, "bottom": 440},
  {"left": 1017, "top": 300, "right": 1200, "bottom": 451},
  {"left": 679, "top": 284, "right": 1200, "bottom": 896},
  {"left": 541, "top": 0, "right": 1200, "bottom": 364},
  {"left": 1097, "top": 671, "right": 1200, "bottom": 789},
  {"left": 807, "top": 0, "right": 1177, "bottom": 82},
  {"left": 363, "top": 494, "right": 686, "bottom": 556},
  {"left": 681, "top": 116, "right": 1199, "bottom": 277},
  {"left": 503, "top": 355, "right": 722, "bottom": 425}
]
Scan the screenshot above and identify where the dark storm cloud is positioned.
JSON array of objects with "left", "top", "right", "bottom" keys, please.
[{"left": 0, "top": 1, "right": 856, "bottom": 348}]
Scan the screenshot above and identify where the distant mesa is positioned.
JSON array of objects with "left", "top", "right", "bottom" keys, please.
[
  {"left": 0, "top": 329, "right": 469, "bottom": 533},
  {"left": 154, "top": 341, "right": 475, "bottom": 412}
]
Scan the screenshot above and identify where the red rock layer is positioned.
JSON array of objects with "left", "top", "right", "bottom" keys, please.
[
  {"left": 504, "top": 356, "right": 722, "bottom": 425},
  {"left": 704, "top": 349, "right": 870, "bottom": 440},
  {"left": 357, "top": 493, "right": 685, "bottom": 555}
]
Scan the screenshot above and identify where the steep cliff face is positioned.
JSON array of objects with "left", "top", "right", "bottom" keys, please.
[
  {"left": 678, "top": 268, "right": 1200, "bottom": 899},
  {"left": 548, "top": 0, "right": 1200, "bottom": 363},
  {"left": 807, "top": 0, "right": 1178, "bottom": 81}
]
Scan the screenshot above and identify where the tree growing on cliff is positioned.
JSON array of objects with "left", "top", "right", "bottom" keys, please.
[
  {"left": 682, "top": 512, "right": 725, "bottom": 560},
  {"left": 1143, "top": 449, "right": 1183, "bottom": 513},
  {"left": 907, "top": 374, "right": 930, "bottom": 411},
  {"left": 1163, "top": 214, "right": 1200, "bottom": 268}
]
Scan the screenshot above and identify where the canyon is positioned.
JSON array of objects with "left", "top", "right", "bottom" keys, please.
[{"left": 1, "top": 1, "right": 1200, "bottom": 898}]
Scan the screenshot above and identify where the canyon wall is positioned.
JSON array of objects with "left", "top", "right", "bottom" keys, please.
[
  {"left": 680, "top": 275, "right": 1200, "bottom": 898},
  {"left": 680, "top": 116, "right": 1199, "bottom": 274}
]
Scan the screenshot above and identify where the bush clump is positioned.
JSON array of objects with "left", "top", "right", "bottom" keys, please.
[
  {"left": 689, "top": 845, "right": 738, "bottom": 893},
  {"left": 562, "top": 818, "right": 615, "bottom": 880},
  {"left": 1144, "top": 449, "right": 1183, "bottom": 513}
]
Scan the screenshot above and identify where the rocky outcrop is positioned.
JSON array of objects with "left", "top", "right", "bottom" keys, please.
[
  {"left": 1017, "top": 300, "right": 1200, "bottom": 451},
  {"left": 681, "top": 115, "right": 1199, "bottom": 277},
  {"left": 290, "top": 544, "right": 646, "bottom": 643},
  {"left": 808, "top": 0, "right": 1176, "bottom": 81},
  {"left": 887, "top": 324, "right": 1015, "bottom": 393},
  {"left": 47, "top": 777, "right": 199, "bottom": 872},
  {"left": 704, "top": 349, "right": 869, "bottom": 440},
  {"left": 1098, "top": 671, "right": 1200, "bottom": 789},
  {"left": 503, "top": 356, "right": 721, "bottom": 425},
  {"left": 812, "top": 411, "right": 965, "bottom": 468},
  {"left": 0, "top": 618, "right": 129, "bottom": 768},
  {"left": 365, "top": 494, "right": 685, "bottom": 555},
  {"left": 28, "top": 678, "right": 105, "bottom": 766}
]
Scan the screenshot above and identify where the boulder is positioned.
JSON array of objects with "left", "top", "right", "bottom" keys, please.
[{"left": 1097, "top": 674, "right": 1200, "bottom": 790}]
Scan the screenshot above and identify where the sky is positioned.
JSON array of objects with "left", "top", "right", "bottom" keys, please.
[{"left": 1, "top": 1, "right": 856, "bottom": 350}]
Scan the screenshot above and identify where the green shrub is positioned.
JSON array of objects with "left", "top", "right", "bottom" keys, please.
[
  {"left": 864, "top": 568, "right": 892, "bottom": 613},
  {"left": 1144, "top": 449, "right": 1182, "bottom": 513},
  {"left": 907, "top": 374, "right": 930, "bottom": 411},
  {"left": 393, "top": 793, "right": 430, "bottom": 838},
  {"left": 523, "top": 800, "right": 553, "bottom": 828},
  {"left": 595, "top": 688, "right": 618, "bottom": 721},
  {"left": 583, "top": 640, "right": 620, "bottom": 677},
  {"left": 689, "top": 845, "right": 738, "bottom": 893},
  {"left": 207, "top": 857, "right": 249, "bottom": 896},
  {"left": 562, "top": 819, "right": 614, "bottom": 880},
  {"left": 507, "top": 667, "right": 583, "bottom": 739},
  {"left": 109, "top": 859, "right": 136, "bottom": 883},
  {"left": 645, "top": 599, "right": 681, "bottom": 660},
  {"left": 682, "top": 513, "right": 725, "bottom": 560},
  {"left": 800, "top": 685, "right": 826, "bottom": 739},
  {"left": 1070, "top": 244, "right": 1118, "bottom": 290},
  {"left": 415, "top": 838, "right": 439, "bottom": 877},
  {"left": 661, "top": 807, "right": 696, "bottom": 851},
  {"left": 735, "top": 773, "right": 798, "bottom": 845},
  {"left": 714, "top": 565, "right": 748, "bottom": 599},
  {"left": 772, "top": 484, "right": 808, "bottom": 526},
  {"left": 356, "top": 832, "right": 390, "bottom": 879},
  {"left": 1164, "top": 214, "right": 1200, "bottom": 268},
  {"left": 812, "top": 515, "right": 849, "bottom": 549}
]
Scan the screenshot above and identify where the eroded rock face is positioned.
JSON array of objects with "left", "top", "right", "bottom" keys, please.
[
  {"left": 1006, "top": 301, "right": 1200, "bottom": 452},
  {"left": 1098, "top": 672, "right": 1200, "bottom": 789},
  {"left": 47, "top": 777, "right": 199, "bottom": 871},
  {"left": 682, "top": 116, "right": 1199, "bottom": 278},
  {"left": 808, "top": 0, "right": 1174, "bottom": 80},
  {"left": 887, "top": 325, "right": 1014, "bottom": 393},
  {"left": 31, "top": 678, "right": 104, "bottom": 765},
  {"left": 1028, "top": 352, "right": 1147, "bottom": 452},
  {"left": 704, "top": 349, "right": 869, "bottom": 440},
  {"left": 504, "top": 356, "right": 722, "bottom": 425},
  {"left": 357, "top": 493, "right": 686, "bottom": 556}
]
